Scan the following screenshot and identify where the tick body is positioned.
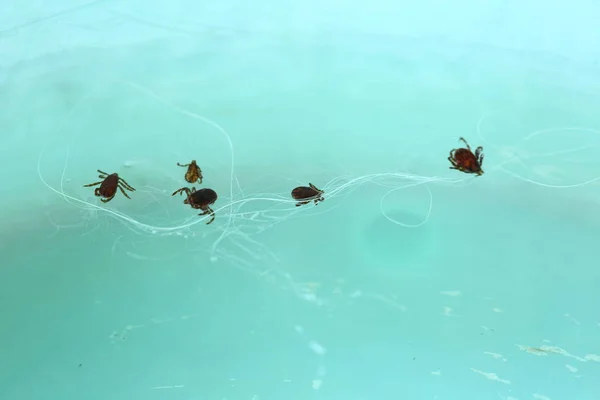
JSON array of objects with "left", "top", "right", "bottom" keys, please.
[
  {"left": 177, "top": 160, "right": 203, "bottom": 184},
  {"left": 291, "top": 183, "right": 324, "bottom": 207},
  {"left": 83, "top": 170, "right": 135, "bottom": 203},
  {"left": 172, "top": 186, "right": 218, "bottom": 224},
  {"left": 448, "top": 137, "right": 484, "bottom": 176}
]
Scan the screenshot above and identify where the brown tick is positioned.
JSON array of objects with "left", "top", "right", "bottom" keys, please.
[
  {"left": 172, "top": 186, "right": 218, "bottom": 224},
  {"left": 177, "top": 160, "right": 203, "bottom": 184},
  {"left": 448, "top": 137, "right": 484, "bottom": 176},
  {"left": 83, "top": 170, "right": 135, "bottom": 203},
  {"left": 291, "top": 183, "right": 324, "bottom": 207}
]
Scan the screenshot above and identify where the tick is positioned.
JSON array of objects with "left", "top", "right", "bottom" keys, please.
[
  {"left": 83, "top": 170, "right": 135, "bottom": 203},
  {"left": 448, "top": 137, "right": 484, "bottom": 176},
  {"left": 291, "top": 183, "right": 324, "bottom": 207},
  {"left": 172, "top": 186, "right": 218, "bottom": 224},
  {"left": 177, "top": 160, "right": 203, "bottom": 184}
]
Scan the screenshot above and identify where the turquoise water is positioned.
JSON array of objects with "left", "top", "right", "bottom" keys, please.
[{"left": 2, "top": 2, "right": 600, "bottom": 400}]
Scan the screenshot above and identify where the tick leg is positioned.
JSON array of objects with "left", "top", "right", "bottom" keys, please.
[
  {"left": 117, "top": 184, "right": 132, "bottom": 199},
  {"left": 458, "top": 137, "right": 471, "bottom": 151},
  {"left": 475, "top": 146, "right": 483, "bottom": 157},
  {"left": 118, "top": 178, "right": 135, "bottom": 191},
  {"left": 448, "top": 160, "right": 460, "bottom": 171},
  {"left": 101, "top": 194, "right": 115, "bottom": 203},
  {"left": 295, "top": 201, "right": 309, "bottom": 207},
  {"left": 199, "top": 207, "right": 215, "bottom": 225},
  {"left": 172, "top": 187, "right": 191, "bottom": 197},
  {"left": 97, "top": 169, "right": 109, "bottom": 177},
  {"left": 83, "top": 181, "right": 103, "bottom": 187},
  {"left": 177, "top": 162, "right": 190, "bottom": 167}
]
